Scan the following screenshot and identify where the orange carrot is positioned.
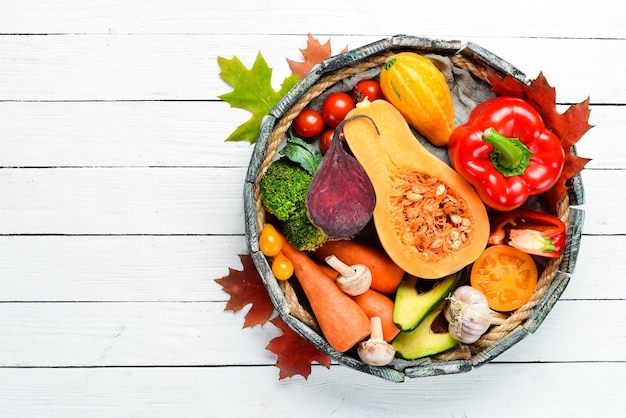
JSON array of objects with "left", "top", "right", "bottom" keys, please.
[
  {"left": 317, "top": 262, "right": 399, "bottom": 343},
  {"left": 316, "top": 262, "right": 339, "bottom": 280},
  {"left": 351, "top": 289, "right": 400, "bottom": 342},
  {"left": 278, "top": 233, "right": 371, "bottom": 352},
  {"left": 313, "top": 239, "right": 405, "bottom": 294}
]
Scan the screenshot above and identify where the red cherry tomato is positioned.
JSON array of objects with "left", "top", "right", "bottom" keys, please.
[
  {"left": 352, "top": 79, "right": 383, "bottom": 103},
  {"left": 292, "top": 108, "right": 324, "bottom": 138},
  {"left": 320, "top": 130, "right": 334, "bottom": 154},
  {"left": 321, "top": 92, "right": 355, "bottom": 128},
  {"left": 319, "top": 129, "right": 345, "bottom": 154}
]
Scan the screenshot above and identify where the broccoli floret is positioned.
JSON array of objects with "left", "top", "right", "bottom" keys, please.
[
  {"left": 259, "top": 157, "right": 327, "bottom": 251},
  {"left": 280, "top": 212, "right": 328, "bottom": 252},
  {"left": 259, "top": 158, "right": 312, "bottom": 222}
]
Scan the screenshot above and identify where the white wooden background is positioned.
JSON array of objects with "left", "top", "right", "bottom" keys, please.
[{"left": 0, "top": 1, "right": 624, "bottom": 417}]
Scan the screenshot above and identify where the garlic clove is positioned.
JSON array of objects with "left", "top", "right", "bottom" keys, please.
[{"left": 445, "top": 285, "right": 497, "bottom": 344}]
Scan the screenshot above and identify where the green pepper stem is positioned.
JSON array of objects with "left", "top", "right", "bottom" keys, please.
[{"left": 482, "top": 127, "right": 532, "bottom": 177}]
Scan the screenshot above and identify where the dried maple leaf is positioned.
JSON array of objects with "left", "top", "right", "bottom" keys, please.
[
  {"left": 214, "top": 254, "right": 275, "bottom": 328},
  {"left": 218, "top": 52, "right": 299, "bottom": 143},
  {"left": 266, "top": 316, "right": 331, "bottom": 380},
  {"left": 287, "top": 33, "right": 349, "bottom": 77},
  {"left": 489, "top": 72, "right": 593, "bottom": 208}
]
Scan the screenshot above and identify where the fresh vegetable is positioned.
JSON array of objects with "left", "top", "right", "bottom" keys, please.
[
  {"left": 306, "top": 116, "right": 376, "bottom": 239},
  {"left": 488, "top": 208, "right": 566, "bottom": 258},
  {"left": 292, "top": 108, "right": 324, "bottom": 139},
  {"left": 280, "top": 212, "right": 328, "bottom": 251},
  {"left": 259, "top": 158, "right": 312, "bottom": 222},
  {"left": 343, "top": 99, "right": 489, "bottom": 279},
  {"left": 319, "top": 129, "right": 345, "bottom": 155},
  {"left": 392, "top": 300, "right": 459, "bottom": 360},
  {"left": 279, "top": 137, "right": 322, "bottom": 176},
  {"left": 313, "top": 239, "right": 405, "bottom": 294},
  {"left": 357, "top": 317, "right": 396, "bottom": 366},
  {"left": 259, "top": 155, "right": 327, "bottom": 251},
  {"left": 448, "top": 96, "right": 565, "bottom": 212},
  {"left": 444, "top": 285, "right": 506, "bottom": 344},
  {"left": 351, "top": 289, "right": 400, "bottom": 343},
  {"left": 324, "top": 254, "right": 372, "bottom": 296},
  {"left": 317, "top": 262, "right": 399, "bottom": 343},
  {"left": 321, "top": 91, "right": 355, "bottom": 128},
  {"left": 271, "top": 252, "right": 294, "bottom": 280},
  {"left": 470, "top": 245, "right": 538, "bottom": 312},
  {"left": 319, "top": 129, "right": 333, "bottom": 154},
  {"left": 392, "top": 271, "right": 463, "bottom": 332},
  {"left": 259, "top": 223, "right": 282, "bottom": 257},
  {"left": 379, "top": 52, "right": 455, "bottom": 146},
  {"left": 352, "top": 79, "right": 383, "bottom": 103},
  {"left": 278, "top": 231, "right": 371, "bottom": 352}
]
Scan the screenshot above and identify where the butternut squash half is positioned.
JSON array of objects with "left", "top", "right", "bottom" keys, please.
[{"left": 342, "top": 100, "right": 489, "bottom": 279}]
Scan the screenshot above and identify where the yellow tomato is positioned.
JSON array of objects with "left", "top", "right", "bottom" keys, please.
[
  {"left": 271, "top": 252, "right": 294, "bottom": 281},
  {"left": 470, "top": 245, "right": 538, "bottom": 312},
  {"left": 259, "top": 223, "right": 282, "bottom": 257}
]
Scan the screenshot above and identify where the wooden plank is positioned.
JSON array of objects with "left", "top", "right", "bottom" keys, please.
[
  {"left": 0, "top": 101, "right": 254, "bottom": 168},
  {"left": 0, "top": 235, "right": 248, "bottom": 302},
  {"left": 573, "top": 104, "right": 625, "bottom": 170},
  {"left": 1, "top": 0, "right": 624, "bottom": 39},
  {"left": 0, "top": 101, "right": 614, "bottom": 169},
  {"left": 0, "top": 363, "right": 621, "bottom": 417},
  {"left": 0, "top": 301, "right": 280, "bottom": 367},
  {"left": 578, "top": 169, "right": 626, "bottom": 236},
  {"left": 0, "top": 167, "right": 619, "bottom": 235},
  {"left": 0, "top": 300, "right": 623, "bottom": 367},
  {"left": 0, "top": 167, "right": 247, "bottom": 235},
  {"left": 0, "top": 35, "right": 621, "bottom": 104}
]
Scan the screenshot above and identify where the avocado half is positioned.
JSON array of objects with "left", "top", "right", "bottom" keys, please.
[
  {"left": 392, "top": 300, "right": 460, "bottom": 360},
  {"left": 392, "top": 270, "right": 463, "bottom": 332}
]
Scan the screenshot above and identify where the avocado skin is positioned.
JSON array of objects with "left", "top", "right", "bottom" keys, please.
[
  {"left": 391, "top": 300, "right": 460, "bottom": 360},
  {"left": 392, "top": 270, "right": 463, "bottom": 332}
]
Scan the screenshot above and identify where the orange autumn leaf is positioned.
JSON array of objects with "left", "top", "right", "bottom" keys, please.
[
  {"left": 266, "top": 316, "right": 331, "bottom": 380},
  {"left": 489, "top": 72, "right": 593, "bottom": 208},
  {"left": 214, "top": 254, "right": 275, "bottom": 328},
  {"left": 287, "top": 33, "right": 348, "bottom": 77}
]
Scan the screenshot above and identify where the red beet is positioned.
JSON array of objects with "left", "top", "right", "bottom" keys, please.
[{"left": 306, "top": 115, "right": 377, "bottom": 239}]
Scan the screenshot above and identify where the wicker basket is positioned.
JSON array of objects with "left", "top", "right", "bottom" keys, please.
[{"left": 243, "top": 35, "right": 585, "bottom": 382}]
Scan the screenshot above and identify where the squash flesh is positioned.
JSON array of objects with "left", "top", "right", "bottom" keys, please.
[{"left": 343, "top": 99, "right": 489, "bottom": 279}]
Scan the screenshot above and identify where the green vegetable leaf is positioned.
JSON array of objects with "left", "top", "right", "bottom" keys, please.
[
  {"left": 280, "top": 137, "right": 322, "bottom": 175},
  {"left": 218, "top": 52, "right": 300, "bottom": 143}
]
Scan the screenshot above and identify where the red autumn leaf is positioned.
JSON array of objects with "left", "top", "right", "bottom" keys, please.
[
  {"left": 489, "top": 72, "right": 593, "bottom": 208},
  {"left": 287, "top": 33, "right": 348, "bottom": 77},
  {"left": 214, "top": 254, "right": 275, "bottom": 328},
  {"left": 266, "top": 316, "right": 331, "bottom": 380}
]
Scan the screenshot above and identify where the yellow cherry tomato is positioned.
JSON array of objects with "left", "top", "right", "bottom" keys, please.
[
  {"left": 259, "top": 223, "right": 282, "bottom": 257},
  {"left": 271, "top": 252, "right": 294, "bottom": 281}
]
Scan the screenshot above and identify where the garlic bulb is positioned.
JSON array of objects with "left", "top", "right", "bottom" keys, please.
[{"left": 444, "top": 285, "right": 500, "bottom": 344}]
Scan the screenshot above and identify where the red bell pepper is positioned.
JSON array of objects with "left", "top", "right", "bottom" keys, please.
[
  {"left": 488, "top": 208, "right": 566, "bottom": 258},
  {"left": 448, "top": 96, "right": 565, "bottom": 211}
]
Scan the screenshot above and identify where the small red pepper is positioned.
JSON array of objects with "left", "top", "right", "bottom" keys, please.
[
  {"left": 488, "top": 208, "right": 566, "bottom": 258},
  {"left": 448, "top": 97, "right": 565, "bottom": 211}
]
